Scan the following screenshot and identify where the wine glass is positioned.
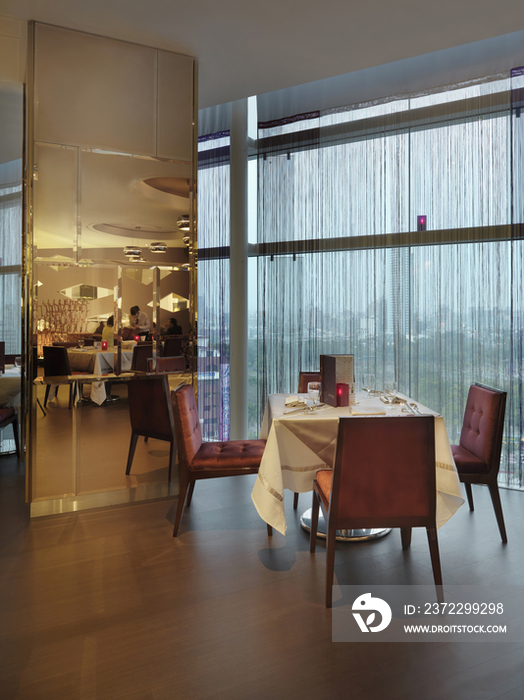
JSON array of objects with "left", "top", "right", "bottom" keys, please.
[
  {"left": 78, "top": 339, "right": 85, "bottom": 349},
  {"left": 384, "top": 379, "right": 397, "bottom": 401},
  {"left": 362, "top": 373, "right": 375, "bottom": 397},
  {"left": 307, "top": 381, "right": 321, "bottom": 408},
  {"left": 14, "top": 357, "right": 21, "bottom": 369}
]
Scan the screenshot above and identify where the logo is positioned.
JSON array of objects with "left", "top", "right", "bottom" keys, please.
[{"left": 352, "top": 593, "right": 392, "bottom": 633}]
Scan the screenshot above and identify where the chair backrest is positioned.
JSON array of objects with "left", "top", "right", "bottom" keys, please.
[
  {"left": 43, "top": 345, "right": 72, "bottom": 376},
  {"left": 330, "top": 416, "right": 436, "bottom": 528},
  {"left": 163, "top": 336, "right": 183, "bottom": 357},
  {"left": 156, "top": 356, "right": 185, "bottom": 373},
  {"left": 122, "top": 327, "right": 135, "bottom": 340},
  {"left": 0, "top": 341, "right": 4, "bottom": 373},
  {"left": 459, "top": 383, "right": 507, "bottom": 472},
  {"left": 298, "top": 371, "right": 321, "bottom": 393},
  {"left": 171, "top": 383, "right": 203, "bottom": 468},
  {"left": 131, "top": 344, "right": 154, "bottom": 372},
  {"left": 127, "top": 375, "right": 175, "bottom": 440}
]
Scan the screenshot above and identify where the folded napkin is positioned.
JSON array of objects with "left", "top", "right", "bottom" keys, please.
[
  {"left": 285, "top": 395, "right": 307, "bottom": 408},
  {"left": 350, "top": 406, "right": 387, "bottom": 416}
]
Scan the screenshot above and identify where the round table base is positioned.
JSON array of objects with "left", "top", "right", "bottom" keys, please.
[{"left": 300, "top": 508, "right": 392, "bottom": 542}]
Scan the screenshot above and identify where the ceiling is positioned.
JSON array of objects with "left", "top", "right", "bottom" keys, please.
[{"left": 1, "top": 0, "right": 524, "bottom": 109}]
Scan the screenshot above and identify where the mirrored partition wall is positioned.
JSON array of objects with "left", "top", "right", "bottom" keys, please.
[{"left": 25, "top": 23, "right": 197, "bottom": 516}]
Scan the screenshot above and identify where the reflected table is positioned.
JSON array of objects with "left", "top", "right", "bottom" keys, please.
[
  {"left": 67, "top": 348, "right": 134, "bottom": 404},
  {"left": 251, "top": 393, "right": 464, "bottom": 538}
]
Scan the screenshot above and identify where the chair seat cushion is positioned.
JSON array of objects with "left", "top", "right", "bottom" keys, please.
[
  {"left": 316, "top": 470, "right": 333, "bottom": 501},
  {"left": 451, "top": 443, "right": 490, "bottom": 474},
  {"left": 0, "top": 407, "right": 15, "bottom": 422},
  {"left": 191, "top": 439, "right": 266, "bottom": 470}
]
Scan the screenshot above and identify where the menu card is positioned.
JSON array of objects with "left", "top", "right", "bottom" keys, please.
[{"left": 320, "top": 354, "right": 354, "bottom": 407}]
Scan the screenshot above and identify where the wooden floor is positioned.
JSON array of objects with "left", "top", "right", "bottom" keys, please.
[{"left": 1, "top": 454, "right": 524, "bottom": 700}]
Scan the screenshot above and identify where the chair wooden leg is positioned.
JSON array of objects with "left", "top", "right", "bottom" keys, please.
[
  {"left": 464, "top": 482, "right": 474, "bottom": 511},
  {"left": 186, "top": 481, "right": 196, "bottom": 507},
  {"left": 36, "top": 398, "right": 46, "bottom": 417},
  {"left": 325, "top": 524, "right": 337, "bottom": 608},
  {"left": 11, "top": 416, "right": 20, "bottom": 460},
  {"left": 267, "top": 523, "right": 273, "bottom": 537},
  {"left": 68, "top": 382, "right": 76, "bottom": 409},
  {"left": 173, "top": 478, "right": 191, "bottom": 537},
  {"left": 44, "top": 385, "right": 50, "bottom": 408},
  {"left": 168, "top": 440, "right": 177, "bottom": 482},
  {"left": 488, "top": 482, "right": 508, "bottom": 543},
  {"left": 426, "top": 527, "right": 443, "bottom": 602},
  {"left": 309, "top": 492, "right": 320, "bottom": 554},
  {"left": 293, "top": 492, "right": 299, "bottom": 509},
  {"left": 400, "top": 527, "right": 412, "bottom": 549},
  {"left": 125, "top": 433, "right": 139, "bottom": 475}
]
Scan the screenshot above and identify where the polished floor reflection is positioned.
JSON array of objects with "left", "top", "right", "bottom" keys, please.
[
  {"left": 32, "top": 375, "right": 191, "bottom": 509},
  {"left": 1, "top": 453, "right": 524, "bottom": 700}
]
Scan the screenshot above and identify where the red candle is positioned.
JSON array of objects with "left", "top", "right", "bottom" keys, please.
[
  {"left": 101, "top": 341, "right": 108, "bottom": 350},
  {"left": 336, "top": 383, "right": 349, "bottom": 407},
  {"left": 134, "top": 335, "right": 140, "bottom": 342}
]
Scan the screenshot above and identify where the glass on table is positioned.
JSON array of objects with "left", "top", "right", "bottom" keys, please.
[
  {"left": 383, "top": 380, "right": 398, "bottom": 402},
  {"left": 307, "top": 381, "right": 321, "bottom": 408},
  {"left": 78, "top": 339, "right": 85, "bottom": 349},
  {"left": 361, "top": 373, "right": 375, "bottom": 397}
]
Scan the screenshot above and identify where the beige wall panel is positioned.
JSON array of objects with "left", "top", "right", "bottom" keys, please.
[
  {"left": 33, "top": 142, "right": 78, "bottom": 257},
  {"left": 157, "top": 51, "right": 194, "bottom": 161},
  {"left": 34, "top": 24, "right": 157, "bottom": 155},
  {"left": 0, "top": 15, "right": 26, "bottom": 83}
]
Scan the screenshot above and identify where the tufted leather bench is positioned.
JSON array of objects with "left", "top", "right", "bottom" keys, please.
[{"left": 0, "top": 407, "right": 20, "bottom": 459}]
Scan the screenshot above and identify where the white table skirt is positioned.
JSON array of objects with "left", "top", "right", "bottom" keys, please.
[
  {"left": 0, "top": 366, "right": 21, "bottom": 406},
  {"left": 252, "top": 393, "right": 464, "bottom": 536},
  {"left": 68, "top": 349, "right": 134, "bottom": 404}
]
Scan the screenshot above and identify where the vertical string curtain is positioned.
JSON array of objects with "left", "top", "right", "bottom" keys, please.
[
  {"left": 197, "top": 132, "right": 231, "bottom": 441},
  {"left": 0, "top": 178, "right": 22, "bottom": 355},
  {"left": 257, "top": 72, "right": 524, "bottom": 489}
]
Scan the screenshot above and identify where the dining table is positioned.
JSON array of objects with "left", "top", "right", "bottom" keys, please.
[
  {"left": 0, "top": 366, "right": 21, "bottom": 406},
  {"left": 67, "top": 347, "right": 135, "bottom": 404},
  {"left": 251, "top": 392, "right": 464, "bottom": 537}
]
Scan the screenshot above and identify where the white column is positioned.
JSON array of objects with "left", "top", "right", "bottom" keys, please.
[{"left": 229, "top": 99, "right": 249, "bottom": 439}]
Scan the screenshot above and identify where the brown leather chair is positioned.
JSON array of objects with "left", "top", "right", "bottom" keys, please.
[
  {"left": 0, "top": 408, "right": 20, "bottom": 459},
  {"left": 131, "top": 343, "right": 154, "bottom": 373},
  {"left": 298, "top": 371, "right": 321, "bottom": 394},
  {"left": 155, "top": 356, "right": 185, "bottom": 373},
  {"left": 125, "top": 375, "right": 177, "bottom": 482},
  {"left": 170, "top": 383, "right": 272, "bottom": 537},
  {"left": 162, "top": 336, "right": 183, "bottom": 357},
  {"left": 310, "top": 416, "right": 442, "bottom": 607},
  {"left": 451, "top": 383, "right": 507, "bottom": 543},
  {"left": 43, "top": 346, "right": 81, "bottom": 409}
]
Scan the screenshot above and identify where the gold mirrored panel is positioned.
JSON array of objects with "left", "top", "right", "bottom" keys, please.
[{"left": 28, "top": 23, "right": 197, "bottom": 515}]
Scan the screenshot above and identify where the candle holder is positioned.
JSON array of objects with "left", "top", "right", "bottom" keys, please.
[
  {"left": 101, "top": 341, "right": 108, "bottom": 350},
  {"left": 337, "top": 383, "right": 349, "bottom": 407}
]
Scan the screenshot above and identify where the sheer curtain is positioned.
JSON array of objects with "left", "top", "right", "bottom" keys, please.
[
  {"left": 197, "top": 133, "right": 231, "bottom": 440},
  {"left": 256, "top": 73, "right": 524, "bottom": 489},
  {"left": 0, "top": 179, "right": 22, "bottom": 354}
]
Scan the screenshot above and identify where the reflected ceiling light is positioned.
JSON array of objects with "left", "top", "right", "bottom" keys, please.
[
  {"left": 149, "top": 241, "right": 168, "bottom": 254},
  {"left": 130, "top": 255, "right": 147, "bottom": 263},
  {"left": 124, "top": 245, "right": 142, "bottom": 257},
  {"left": 182, "top": 235, "right": 190, "bottom": 245},
  {"left": 177, "top": 215, "right": 190, "bottom": 231}
]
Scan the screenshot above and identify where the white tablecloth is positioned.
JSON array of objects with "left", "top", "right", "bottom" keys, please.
[
  {"left": 68, "top": 349, "right": 134, "bottom": 404},
  {"left": 252, "top": 393, "right": 464, "bottom": 536},
  {"left": 0, "top": 366, "right": 21, "bottom": 406}
]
